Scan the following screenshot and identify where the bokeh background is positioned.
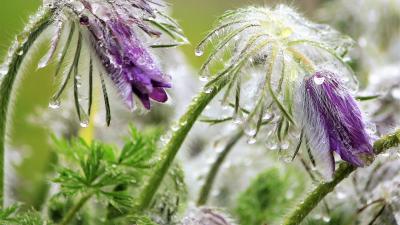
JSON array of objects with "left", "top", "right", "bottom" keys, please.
[{"left": 0, "top": 0, "right": 324, "bottom": 208}]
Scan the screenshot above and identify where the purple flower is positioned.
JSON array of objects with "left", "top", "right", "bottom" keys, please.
[
  {"left": 298, "top": 70, "right": 374, "bottom": 177},
  {"left": 44, "top": 0, "right": 185, "bottom": 113},
  {"left": 77, "top": 0, "right": 171, "bottom": 109},
  {"left": 86, "top": 17, "right": 170, "bottom": 109}
]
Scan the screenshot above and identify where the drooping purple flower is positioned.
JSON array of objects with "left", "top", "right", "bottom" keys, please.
[
  {"left": 86, "top": 16, "right": 170, "bottom": 109},
  {"left": 78, "top": 1, "right": 171, "bottom": 110},
  {"left": 41, "top": 0, "right": 187, "bottom": 117},
  {"left": 298, "top": 70, "right": 374, "bottom": 178}
]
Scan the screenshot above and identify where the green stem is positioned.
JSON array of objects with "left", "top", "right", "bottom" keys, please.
[
  {"left": 59, "top": 191, "right": 94, "bottom": 225},
  {"left": 281, "top": 130, "right": 400, "bottom": 225},
  {"left": 197, "top": 130, "right": 243, "bottom": 206},
  {"left": 0, "top": 8, "right": 52, "bottom": 207},
  {"left": 137, "top": 81, "right": 227, "bottom": 210}
]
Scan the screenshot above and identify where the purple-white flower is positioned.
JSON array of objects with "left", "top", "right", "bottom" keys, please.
[{"left": 298, "top": 70, "right": 374, "bottom": 177}]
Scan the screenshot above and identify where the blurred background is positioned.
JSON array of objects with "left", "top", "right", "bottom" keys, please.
[
  {"left": 0, "top": 0, "right": 323, "bottom": 207},
  {"left": 1, "top": 0, "right": 392, "bottom": 217}
]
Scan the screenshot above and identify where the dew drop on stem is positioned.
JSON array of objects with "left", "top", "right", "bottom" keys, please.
[
  {"left": 48, "top": 99, "right": 61, "bottom": 109},
  {"left": 0, "top": 64, "right": 9, "bottom": 77},
  {"left": 195, "top": 48, "right": 204, "bottom": 57}
]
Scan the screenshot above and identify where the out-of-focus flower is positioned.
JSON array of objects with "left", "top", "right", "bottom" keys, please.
[
  {"left": 38, "top": 0, "right": 186, "bottom": 126},
  {"left": 364, "top": 64, "right": 400, "bottom": 135},
  {"left": 297, "top": 70, "right": 374, "bottom": 177},
  {"left": 180, "top": 207, "right": 236, "bottom": 225}
]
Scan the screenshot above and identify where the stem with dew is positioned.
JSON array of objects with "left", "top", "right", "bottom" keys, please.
[
  {"left": 137, "top": 80, "right": 227, "bottom": 210},
  {"left": 0, "top": 8, "right": 52, "bottom": 206},
  {"left": 281, "top": 130, "right": 400, "bottom": 225},
  {"left": 197, "top": 130, "right": 243, "bottom": 206}
]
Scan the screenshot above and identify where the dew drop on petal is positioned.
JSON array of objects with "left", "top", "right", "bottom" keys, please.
[{"left": 313, "top": 76, "right": 325, "bottom": 85}]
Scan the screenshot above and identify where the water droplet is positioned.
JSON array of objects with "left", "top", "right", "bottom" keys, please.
[
  {"left": 358, "top": 37, "right": 367, "bottom": 47},
  {"left": 0, "top": 64, "right": 9, "bottom": 77},
  {"left": 392, "top": 88, "right": 400, "bottom": 100},
  {"left": 199, "top": 75, "right": 208, "bottom": 82},
  {"left": 247, "top": 137, "right": 257, "bottom": 145},
  {"left": 322, "top": 216, "right": 331, "bottom": 223},
  {"left": 204, "top": 87, "right": 213, "bottom": 94},
  {"left": 262, "top": 112, "right": 272, "bottom": 120},
  {"left": 281, "top": 141, "right": 290, "bottom": 150},
  {"left": 38, "top": 54, "right": 50, "bottom": 69},
  {"left": 336, "top": 191, "right": 347, "bottom": 200},
  {"left": 71, "top": 1, "right": 85, "bottom": 12},
  {"left": 343, "top": 56, "right": 351, "bottom": 63},
  {"left": 80, "top": 120, "right": 89, "bottom": 128},
  {"left": 267, "top": 142, "right": 278, "bottom": 150},
  {"left": 245, "top": 126, "right": 257, "bottom": 137},
  {"left": 171, "top": 122, "right": 179, "bottom": 131},
  {"left": 233, "top": 112, "right": 243, "bottom": 124},
  {"left": 48, "top": 99, "right": 61, "bottom": 109},
  {"left": 313, "top": 76, "right": 325, "bottom": 85},
  {"left": 195, "top": 48, "right": 204, "bottom": 57}
]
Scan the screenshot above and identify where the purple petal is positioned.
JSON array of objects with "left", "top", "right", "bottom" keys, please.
[{"left": 150, "top": 88, "right": 168, "bottom": 103}]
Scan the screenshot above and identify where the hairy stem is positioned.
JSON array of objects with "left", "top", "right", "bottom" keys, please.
[
  {"left": 0, "top": 8, "right": 52, "bottom": 206},
  {"left": 59, "top": 191, "right": 94, "bottom": 225},
  {"left": 197, "top": 130, "right": 243, "bottom": 206},
  {"left": 137, "top": 80, "right": 227, "bottom": 210},
  {"left": 282, "top": 130, "right": 400, "bottom": 225}
]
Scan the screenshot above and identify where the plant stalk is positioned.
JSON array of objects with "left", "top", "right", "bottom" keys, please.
[
  {"left": 137, "top": 81, "right": 227, "bottom": 210},
  {"left": 59, "top": 191, "right": 94, "bottom": 225},
  {"left": 0, "top": 8, "right": 52, "bottom": 207},
  {"left": 281, "top": 130, "right": 400, "bottom": 225},
  {"left": 197, "top": 130, "right": 243, "bottom": 206}
]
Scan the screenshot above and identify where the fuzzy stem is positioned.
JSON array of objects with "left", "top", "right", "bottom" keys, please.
[
  {"left": 137, "top": 80, "right": 227, "bottom": 210},
  {"left": 281, "top": 130, "right": 400, "bottom": 225},
  {"left": 59, "top": 191, "right": 94, "bottom": 225},
  {"left": 197, "top": 130, "right": 243, "bottom": 206},
  {"left": 0, "top": 8, "right": 52, "bottom": 207}
]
